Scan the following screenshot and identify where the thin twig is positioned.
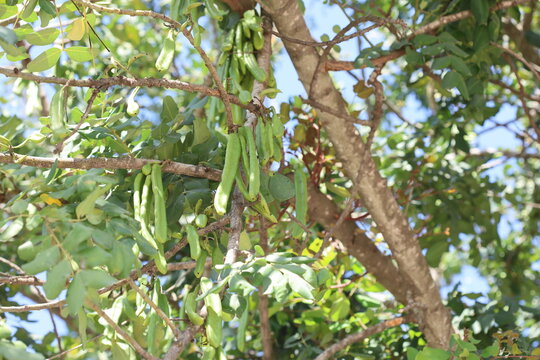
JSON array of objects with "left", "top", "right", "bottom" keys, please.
[
  {"left": 245, "top": 13, "right": 273, "bottom": 128},
  {"left": 127, "top": 278, "right": 181, "bottom": 339},
  {"left": 71, "top": 0, "right": 234, "bottom": 131},
  {"left": 285, "top": 210, "right": 313, "bottom": 237},
  {"left": 0, "top": 153, "right": 222, "bottom": 181},
  {"left": 224, "top": 190, "right": 244, "bottom": 264},
  {"left": 46, "top": 335, "right": 101, "bottom": 359},
  {"left": 272, "top": 16, "right": 404, "bottom": 47},
  {"left": 314, "top": 317, "right": 409, "bottom": 360},
  {"left": 501, "top": 53, "right": 540, "bottom": 141},
  {"left": 0, "top": 217, "right": 230, "bottom": 313},
  {"left": 258, "top": 215, "right": 274, "bottom": 360},
  {"left": 366, "top": 68, "right": 384, "bottom": 147},
  {"left": 46, "top": 334, "right": 102, "bottom": 360},
  {"left": 55, "top": 88, "right": 101, "bottom": 154},
  {"left": 0, "top": 257, "right": 24, "bottom": 273},
  {"left": 0, "top": 67, "right": 257, "bottom": 112},
  {"left": 493, "top": 42, "right": 540, "bottom": 83},
  {"left": 324, "top": 0, "right": 531, "bottom": 72},
  {"left": 316, "top": 198, "right": 354, "bottom": 257},
  {"left": 87, "top": 301, "right": 158, "bottom": 360},
  {"left": 301, "top": 97, "right": 371, "bottom": 127},
  {"left": 0, "top": 275, "right": 44, "bottom": 286}
]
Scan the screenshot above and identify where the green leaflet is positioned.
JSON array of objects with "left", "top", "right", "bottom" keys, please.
[
  {"left": 44, "top": 260, "right": 72, "bottom": 299},
  {"left": 27, "top": 47, "right": 61, "bottom": 72},
  {"left": 24, "top": 27, "right": 59, "bottom": 45},
  {"left": 65, "top": 46, "right": 97, "bottom": 62},
  {"left": 21, "top": 246, "right": 60, "bottom": 275}
]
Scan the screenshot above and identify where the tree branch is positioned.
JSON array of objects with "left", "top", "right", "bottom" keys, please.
[
  {"left": 266, "top": 0, "right": 451, "bottom": 347},
  {"left": 469, "top": 148, "right": 540, "bottom": 160},
  {"left": 0, "top": 216, "right": 230, "bottom": 313},
  {"left": 258, "top": 216, "right": 274, "bottom": 360},
  {"left": 127, "top": 278, "right": 181, "bottom": 340},
  {"left": 0, "top": 153, "right": 222, "bottom": 182},
  {"left": 307, "top": 184, "right": 412, "bottom": 305},
  {"left": 324, "top": 0, "right": 531, "bottom": 72},
  {"left": 0, "top": 275, "right": 44, "bottom": 286},
  {"left": 87, "top": 300, "right": 158, "bottom": 360},
  {"left": 0, "top": 67, "right": 257, "bottom": 112},
  {"left": 71, "top": 0, "right": 235, "bottom": 130},
  {"left": 301, "top": 97, "right": 372, "bottom": 127},
  {"left": 314, "top": 317, "right": 409, "bottom": 360},
  {"left": 54, "top": 88, "right": 101, "bottom": 154}
]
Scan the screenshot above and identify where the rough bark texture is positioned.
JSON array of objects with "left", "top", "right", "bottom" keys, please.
[
  {"left": 266, "top": 0, "right": 453, "bottom": 348},
  {"left": 219, "top": 0, "right": 255, "bottom": 13},
  {"left": 307, "top": 184, "right": 412, "bottom": 305}
]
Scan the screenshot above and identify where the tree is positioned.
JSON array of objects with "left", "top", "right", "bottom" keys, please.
[{"left": 0, "top": 0, "right": 539, "bottom": 358}]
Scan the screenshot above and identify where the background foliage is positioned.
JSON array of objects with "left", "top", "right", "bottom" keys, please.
[{"left": 0, "top": 0, "right": 539, "bottom": 359}]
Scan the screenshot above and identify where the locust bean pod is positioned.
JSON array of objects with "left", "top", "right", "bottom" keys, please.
[
  {"left": 214, "top": 133, "right": 241, "bottom": 215},
  {"left": 186, "top": 224, "right": 201, "bottom": 260},
  {"left": 151, "top": 164, "right": 168, "bottom": 243},
  {"left": 133, "top": 172, "right": 144, "bottom": 221}
]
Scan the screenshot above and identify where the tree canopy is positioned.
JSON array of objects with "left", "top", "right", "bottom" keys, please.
[{"left": 0, "top": 0, "right": 539, "bottom": 359}]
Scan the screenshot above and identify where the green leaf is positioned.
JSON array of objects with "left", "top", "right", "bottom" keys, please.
[
  {"left": 239, "top": 89, "right": 251, "bottom": 103},
  {"left": 473, "top": 26, "right": 490, "bottom": 51},
  {"left": 268, "top": 173, "right": 295, "bottom": 202},
  {"left": 63, "top": 223, "right": 93, "bottom": 252},
  {"left": 65, "top": 46, "right": 97, "bottom": 62},
  {"left": 27, "top": 47, "right": 61, "bottom": 72},
  {"left": 0, "top": 341, "right": 45, "bottom": 360},
  {"left": 329, "top": 295, "right": 350, "bottom": 321},
  {"left": 229, "top": 274, "right": 256, "bottom": 296},
  {"left": 444, "top": 43, "right": 469, "bottom": 57},
  {"left": 161, "top": 96, "right": 178, "bottom": 122},
  {"left": 67, "top": 273, "right": 86, "bottom": 315},
  {"left": 24, "top": 27, "right": 59, "bottom": 45},
  {"left": 21, "top": 246, "right": 60, "bottom": 275},
  {"left": 0, "top": 26, "right": 17, "bottom": 44},
  {"left": 416, "top": 347, "right": 451, "bottom": 360},
  {"left": 481, "top": 343, "right": 499, "bottom": 357},
  {"left": 80, "top": 269, "right": 116, "bottom": 289},
  {"left": 77, "top": 309, "right": 88, "bottom": 345},
  {"left": 413, "top": 34, "right": 438, "bottom": 47},
  {"left": 155, "top": 29, "right": 175, "bottom": 72},
  {"left": 442, "top": 71, "right": 469, "bottom": 100},
  {"left": 38, "top": 0, "right": 56, "bottom": 15},
  {"left": 450, "top": 56, "right": 471, "bottom": 76},
  {"left": 431, "top": 56, "right": 451, "bottom": 70},
  {"left": 0, "top": 218, "right": 24, "bottom": 241},
  {"left": 404, "top": 47, "right": 423, "bottom": 66},
  {"left": 44, "top": 260, "right": 72, "bottom": 299},
  {"left": 470, "top": 0, "right": 489, "bottom": 25},
  {"left": 76, "top": 184, "right": 112, "bottom": 219},
  {"left": 426, "top": 241, "right": 448, "bottom": 267},
  {"left": 21, "top": 0, "right": 38, "bottom": 19},
  {"left": 406, "top": 348, "right": 419, "bottom": 360},
  {"left": 66, "top": 17, "right": 85, "bottom": 40},
  {"left": 193, "top": 117, "right": 210, "bottom": 146},
  {"left": 282, "top": 269, "right": 314, "bottom": 300},
  {"left": 525, "top": 30, "right": 540, "bottom": 48}
]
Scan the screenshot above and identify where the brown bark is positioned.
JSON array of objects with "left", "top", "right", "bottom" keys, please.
[
  {"left": 266, "top": 0, "right": 453, "bottom": 348},
  {"left": 0, "top": 153, "right": 222, "bottom": 182},
  {"left": 307, "top": 184, "right": 413, "bottom": 305},
  {"left": 219, "top": 0, "right": 255, "bottom": 13}
]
